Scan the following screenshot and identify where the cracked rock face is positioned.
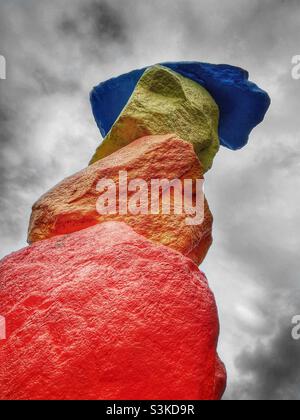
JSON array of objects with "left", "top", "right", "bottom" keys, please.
[
  {"left": 90, "top": 66, "right": 220, "bottom": 172},
  {"left": 28, "top": 134, "right": 213, "bottom": 266},
  {"left": 0, "top": 222, "right": 226, "bottom": 400}
]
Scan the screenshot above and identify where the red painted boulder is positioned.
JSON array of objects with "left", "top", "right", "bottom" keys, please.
[{"left": 0, "top": 222, "right": 226, "bottom": 400}]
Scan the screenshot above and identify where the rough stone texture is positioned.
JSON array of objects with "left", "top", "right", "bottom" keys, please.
[
  {"left": 90, "top": 65, "right": 220, "bottom": 172},
  {"left": 28, "top": 134, "right": 213, "bottom": 266},
  {"left": 91, "top": 61, "right": 271, "bottom": 152},
  {"left": 0, "top": 222, "right": 226, "bottom": 400}
]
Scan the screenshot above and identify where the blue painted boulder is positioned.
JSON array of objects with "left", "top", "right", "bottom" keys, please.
[{"left": 90, "top": 61, "right": 270, "bottom": 151}]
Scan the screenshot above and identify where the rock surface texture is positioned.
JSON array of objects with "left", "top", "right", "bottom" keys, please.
[
  {"left": 28, "top": 134, "right": 213, "bottom": 266},
  {"left": 0, "top": 222, "right": 226, "bottom": 400},
  {"left": 90, "top": 66, "right": 220, "bottom": 172}
]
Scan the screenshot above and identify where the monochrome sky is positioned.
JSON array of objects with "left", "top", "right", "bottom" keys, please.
[{"left": 0, "top": 0, "right": 299, "bottom": 400}]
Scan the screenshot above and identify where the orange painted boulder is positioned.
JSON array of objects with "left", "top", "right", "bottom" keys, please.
[
  {"left": 0, "top": 222, "right": 225, "bottom": 400},
  {"left": 28, "top": 134, "right": 213, "bottom": 265}
]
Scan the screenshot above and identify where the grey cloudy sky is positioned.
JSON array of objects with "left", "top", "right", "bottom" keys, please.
[{"left": 0, "top": 0, "right": 299, "bottom": 400}]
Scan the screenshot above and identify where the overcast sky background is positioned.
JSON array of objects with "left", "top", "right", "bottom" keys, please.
[{"left": 0, "top": 0, "right": 299, "bottom": 400}]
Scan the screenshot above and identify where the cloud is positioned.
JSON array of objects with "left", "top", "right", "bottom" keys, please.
[{"left": 228, "top": 309, "right": 300, "bottom": 400}]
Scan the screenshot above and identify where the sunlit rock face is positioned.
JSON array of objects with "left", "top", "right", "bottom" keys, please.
[
  {"left": 90, "top": 65, "right": 220, "bottom": 172},
  {"left": 0, "top": 222, "right": 226, "bottom": 401},
  {"left": 28, "top": 134, "right": 213, "bottom": 266}
]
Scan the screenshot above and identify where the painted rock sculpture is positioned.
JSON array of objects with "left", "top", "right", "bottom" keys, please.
[{"left": 0, "top": 60, "right": 270, "bottom": 400}]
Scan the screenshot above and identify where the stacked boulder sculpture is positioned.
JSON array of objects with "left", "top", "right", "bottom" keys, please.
[{"left": 0, "top": 61, "right": 270, "bottom": 400}]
